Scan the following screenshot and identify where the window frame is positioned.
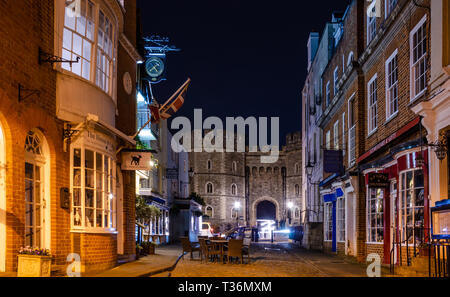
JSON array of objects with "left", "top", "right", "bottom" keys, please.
[
  {"left": 337, "top": 196, "right": 345, "bottom": 242},
  {"left": 324, "top": 202, "right": 333, "bottom": 242},
  {"left": 206, "top": 182, "right": 214, "bottom": 194},
  {"left": 367, "top": 1, "right": 377, "bottom": 45},
  {"left": 409, "top": 15, "right": 428, "bottom": 102},
  {"left": 326, "top": 130, "right": 331, "bottom": 150},
  {"left": 367, "top": 74, "right": 378, "bottom": 136},
  {"left": 326, "top": 81, "right": 331, "bottom": 106},
  {"left": 385, "top": 0, "right": 398, "bottom": 19},
  {"left": 334, "top": 67, "right": 339, "bottom": 94},
  {"left": 385, "top": 49, "right": 399, "bottom": 121},
  {"left": 70, "top": 146, "right": 117, "bottom": 233},
  {"left": 399, "top": 168, "right": 425, "bottom": 244},
  {"left": 366, "top": 187, "right": 384, "bottom": 244},
  {"left": 61, "top": 0, "right": 116, "bottom": 96},
  {"left": 231, "top": 184, "right": 237, "bottom": 196},
  {"left": 333, "top": 120, "right": 339, "bottom": 150}
]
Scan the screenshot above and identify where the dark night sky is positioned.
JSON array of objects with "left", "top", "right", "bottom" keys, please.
[{"left": 137, "top": 0, "right": 349, "bottom": 145}]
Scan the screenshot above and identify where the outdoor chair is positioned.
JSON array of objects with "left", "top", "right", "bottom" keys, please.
[
  {"left": 180, "top": 237, "right": 201, "bottom": 260},
  {"left": 226, "top": 239, "right": 244, "bottom": 264},
  {"left": 209, "top": 241, "right": 223, "bottom": 263},
  {"left": 199, "top": 238, "right": 213, "bottom": 263}
]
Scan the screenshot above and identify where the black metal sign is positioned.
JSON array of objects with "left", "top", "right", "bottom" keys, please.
[
  {"left": 368, "top": 173, "right": 389, "bottom": 188},
  {"left": 324, "top": 150, "right": 343, "bottom": 174}
]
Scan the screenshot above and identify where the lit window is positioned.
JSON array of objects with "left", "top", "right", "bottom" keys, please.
[
  {"left": 399, "top": 169, "right": 424, "bottom": 244},
  {"left": 72, "top": 148, "right": 116, "bottom": 230},
  {"left": 62, "top": 0, "right": 95, "bottom": 80},
  {"left": 367, "top": 187, "right": 384, "bottom": 243},
  {"left": 333, "top": 121, "right": 339, "bottom": 150},
  {"left": 24, "top": 131, "right": 46, "bottom": 248},
  {"left": 324, "top": 202, "right": 333, "bottom": 241},
  {"left": 385, "top": 50, "right": 398, "bottom": 119},
  {"left": 410, "top": 16, "right": 427, "bottom": 100},
  {"left": 368, "top": 74, "right": 378, "bottom": 134},
  {"left": 62, "top": 0, "right": 115, "bottom": 95},
  {"left": 96, "top": 10, "right": 114, "bottom": 93},
  {"left": 337, "top": 197, "right": 345, "bottom": 242}
]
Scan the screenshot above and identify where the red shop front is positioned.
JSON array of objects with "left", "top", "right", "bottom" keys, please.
[{"left": 363, "top": 148, "right": 429, "bottom": 265}]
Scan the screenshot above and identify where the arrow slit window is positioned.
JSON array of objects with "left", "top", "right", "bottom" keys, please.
[{"left": 72, "top": 148, "right": 116, "bottom": 231}]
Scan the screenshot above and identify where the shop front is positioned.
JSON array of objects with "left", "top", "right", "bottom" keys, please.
[
  {"left": 361, "top": 147, "right": 429, "bottom": 265},
  {"left": 320, "top": 184, "right": 345, "bottom": 254}
]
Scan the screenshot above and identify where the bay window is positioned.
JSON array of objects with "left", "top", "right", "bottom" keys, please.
[
  {"left": 62, "top": 0, "right": 95, "bottom": 80},
  {"left": 62, "top": 0, "right": 115, "bottom": 95},
  {"left": 367, "top": 188, "right": 384, "bottom": 243},
  {"left": 72, "top": 148, "right": 116, "bottom": 231},
  {"left": 96, "top": 11, "right": 114, "bottom": 93},
  {"left": 399, "top": 169, "right": 424, "bottom": 243}
]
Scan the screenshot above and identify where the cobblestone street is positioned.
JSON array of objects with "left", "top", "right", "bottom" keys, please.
[{"left": 151, "top": 242, "right": 370, "bottom": 277}]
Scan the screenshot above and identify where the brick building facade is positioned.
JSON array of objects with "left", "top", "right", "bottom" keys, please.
[
  {"left": 189, "top": 132, "right": 302, "bottom": 233},
  {"left": 302, "top": 0, "right": 434, "bottom": 270},
  {"left": 0, "top": 0, "right": 141, "bottom": 274}
]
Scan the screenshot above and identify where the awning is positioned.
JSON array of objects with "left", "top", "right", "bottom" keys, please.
[{"left": 86, "top": 114, "right": 136, "bottom": 146}]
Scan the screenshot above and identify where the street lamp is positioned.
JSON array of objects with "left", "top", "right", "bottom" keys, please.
[
  {"left": 188, "top": 167, "right": 195, "bottom": 178},
  {"left": 287, "top": 202, "right": 294, "bottom": 209},
  {"left": 305, "top": 161, "right": 315, "bottom": 178}
]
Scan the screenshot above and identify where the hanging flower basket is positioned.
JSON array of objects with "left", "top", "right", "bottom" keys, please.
[{"left": 17, "top": 247, "right": 52, "bottom": 277}]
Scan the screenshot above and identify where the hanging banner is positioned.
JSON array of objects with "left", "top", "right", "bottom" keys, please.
[
  {"left": 166, "top": 168, "right": 178, "bottom": 179},
  {"left": 121, "top": 150, "right": 154, "bottom": 171}
]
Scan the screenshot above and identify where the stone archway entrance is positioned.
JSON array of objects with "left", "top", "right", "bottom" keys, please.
[{"left": 256, "top": 200, "right": 276, "bottom": 220}]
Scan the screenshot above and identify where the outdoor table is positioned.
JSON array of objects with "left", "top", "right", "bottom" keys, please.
[{"left": 210, "top": 240, "right": 228, "bottom": 263}]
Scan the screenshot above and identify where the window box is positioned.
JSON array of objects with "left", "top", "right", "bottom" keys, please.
[{"left": 17, "top": 254, "right": 52, "bottom": 277}]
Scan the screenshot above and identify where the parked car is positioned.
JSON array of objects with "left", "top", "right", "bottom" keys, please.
[{"left": 199, "top": 222, "right": 214, "bottom": 237}]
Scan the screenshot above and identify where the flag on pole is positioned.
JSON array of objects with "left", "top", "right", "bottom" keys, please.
[{"left": 159, "top": 78, "right": 191, "bottom": 121}]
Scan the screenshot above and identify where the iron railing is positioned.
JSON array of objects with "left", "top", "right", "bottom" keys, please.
[
  {"left": 389, "top": 226, "right": 431, "bottom": 274},
  {"left": 428, "top": 240, "right": 449, "bottom": 278}
]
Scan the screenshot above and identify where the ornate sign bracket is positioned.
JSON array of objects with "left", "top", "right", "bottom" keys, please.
[{"left": 39, "top": 47, "right": 80, "bottom": 66}]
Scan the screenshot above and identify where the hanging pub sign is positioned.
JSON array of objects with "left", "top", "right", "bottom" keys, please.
[
  {"left": 324, "top": 150, "right": 344, "bottom": 174},
  {"left": 121, "top": 150, "right": 155, "bottom": 171},
  {"left": 368, "top": 173, "right": 389, "bottom": 188}
]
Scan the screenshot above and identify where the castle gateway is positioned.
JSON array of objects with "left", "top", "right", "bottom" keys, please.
[{"left": 189, "top": 132, "right": 302, "bottom": 231}]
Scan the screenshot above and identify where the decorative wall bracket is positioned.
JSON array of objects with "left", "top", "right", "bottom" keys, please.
[
  {"left": 63, "top": 124, "right": 79, "bottom": 142},
  {"left": 428, "top": 132, "right": 448, "bottom": 161},
  {"left": 39, "top": 47, "right": 80, "bottom": 66},
  {"left": 18, "top": 84, "right": 40, "bottom": 102}
]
